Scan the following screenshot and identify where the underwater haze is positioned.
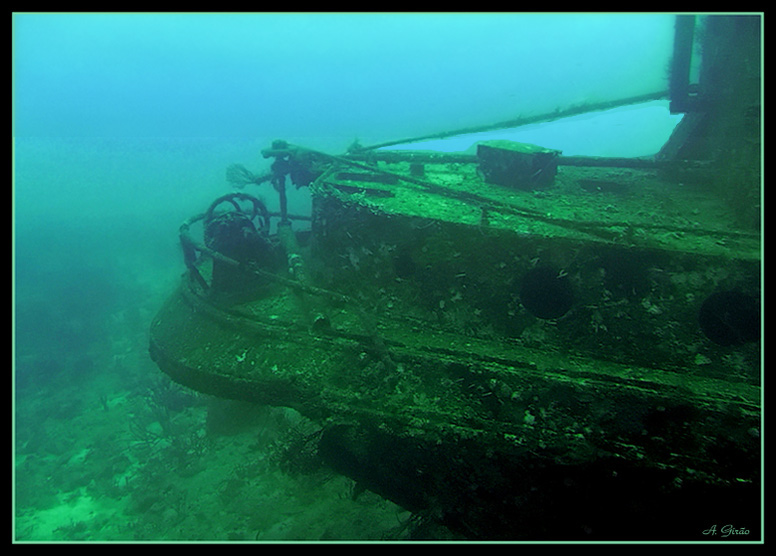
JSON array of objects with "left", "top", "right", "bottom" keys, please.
[{"left": 13, "top": 13, "right": 682, "bottom": 541}]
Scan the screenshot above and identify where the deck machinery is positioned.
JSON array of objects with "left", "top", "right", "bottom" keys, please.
[{"left": 149, "top": 16, "right": 761, "bottom": 540}]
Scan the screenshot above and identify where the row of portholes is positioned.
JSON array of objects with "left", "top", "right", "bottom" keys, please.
[{"left": 518, "top": 265, "right": 760, "bottom": 347}]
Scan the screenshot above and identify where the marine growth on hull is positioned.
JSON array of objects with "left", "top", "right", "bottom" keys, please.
[{"left": 151, "top": 133, "right": 760, "bottom": 539}]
